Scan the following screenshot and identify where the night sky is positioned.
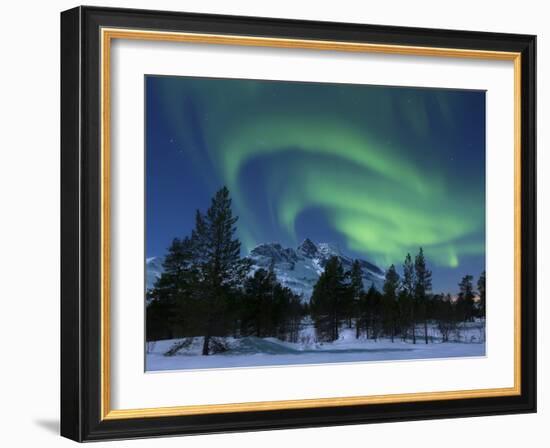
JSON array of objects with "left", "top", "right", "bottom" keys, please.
[{"left": 146, "top": 75, "right": 486, "bottom": 294}]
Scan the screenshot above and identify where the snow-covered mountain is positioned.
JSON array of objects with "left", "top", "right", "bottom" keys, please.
[
  {"left": 247, "top": 239, "right": 385, "bottom": 300},
  {"left": 146, "top": 239, "right": 385, "bottom": 300}
]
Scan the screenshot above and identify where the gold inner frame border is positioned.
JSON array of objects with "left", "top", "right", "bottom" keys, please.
[{"left": 99, "top": 27, "right": 522, "bottom": 420}]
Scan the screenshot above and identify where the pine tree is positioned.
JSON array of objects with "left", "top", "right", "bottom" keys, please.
[
  {"left": 310, "top": 256, "right": 347, "bottom": 342},
  {"left": 365, "top": 283, "right": 382, "bottom": 340},
  {"left": 477, "top": 271, "right": 486, "bottom": 318},
  {"left": 397, "top": 289, "right": 411, "bottom": 341},
  {"left": 272, "top": 283, "right": 303, "bottom": 342},
  {"left": 414, "top": 248, "right": 432, "bottom": 344},
  {"left": 284, "top": 291, "right": 304, "bottom": 343},
  {"left": 192, "top": 187, "right": 250, "bottom": 355},
  {"left": 457, "top": 275, "right": 476, "bottom": 322},
  {"left": 349, "top": 260, "right": 364, "bottom": 337},
  {"left": 147, "top": 237, "right": 197, "bottom": 339},
  {"left": 242, "top": 268, "right": 276, "bottom": 337},
  {"left": 383, "top": 264, "right": 400, "bottom": 342},
  {"left": 402, "top": 253, "right": 416, "bottom": 343},
  {"left": 434, "top": 293, "right": 457, "bottom": 342},
  {"left": 357, "top": 289, "right": 369, "bottom": 339}
]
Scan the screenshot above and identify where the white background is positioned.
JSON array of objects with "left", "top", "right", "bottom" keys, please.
[
  {"left": 0, "top": 0, "right": 547, "bottom": 447},
  {"left": 111, "top": 39, "right": 515, "bottom": 409}
]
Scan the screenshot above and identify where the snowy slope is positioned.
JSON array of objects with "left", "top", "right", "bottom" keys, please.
[{"left": 145, "top": 238, "right": 385, "bottom": 300}]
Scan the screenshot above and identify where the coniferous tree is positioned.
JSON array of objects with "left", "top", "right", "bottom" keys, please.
[
  {"left": 147, "top": 237, "right": 197, "bottom": 340},
  {"left": 192, "top": 187, "right": 250, "bottom": 355},
  {"left": 383, "top": 264, "right": 400, "bottom": 342},
  {"left": 240, "top": 267, "right": 303, "bottom": 340},
  {"left": 457, "top": 275, "right": 476, "bottom": 322},
  {"left": 349, "top": 260, "right": 364, "bottom": 338},
  {"left": 357, "top": 289, "right": 369, "bottom": 338},
  {"left": 366, "top": 283, "right": 382, "bottom": 340},
  {"left": 356, "top": 283, "right": 382, "bottom": 340},
  {"left": 477, "top": 271, "right": 486, "bottom": 318},
  {"left": 310, "top": 256, "right": 347, "bottom": 342},
  {"left": 402, "top": 253, "right": 416, "bottom": 343},
  {"left": 434, "top": 293, "right": 458, "bottom": 342},
  {"left": 397, "top": 289, "right": 411, "bottom": 341},
  {"left": 414, "top": 248, "right": 432, "bottom": 344},
  {"left": 242, "top": 268, "right": 276, "bottom": 337},
  {"left": 272, "top": 284, "right": 303, "bottom": 342}
]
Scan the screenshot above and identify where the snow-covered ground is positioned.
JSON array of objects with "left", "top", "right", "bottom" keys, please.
[{"left": 145, "top": 325, "right": 485, "bottom": 372}]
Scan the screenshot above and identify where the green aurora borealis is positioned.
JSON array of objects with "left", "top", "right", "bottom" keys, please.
[{"left": 146, "top": 76, "right": 486, "bottom": 292}]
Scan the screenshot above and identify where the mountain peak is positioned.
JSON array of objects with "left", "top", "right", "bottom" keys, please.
[
  {"left": 146, "top": 239, "right": 385, "bottom": 301},
  {"left": 247, "top": 239, "right": 384, "bottom": 301},
  {"left": 297, "top": 238, "right": 319, "bottom": 258},
  {"left": 250, "top": 242, "right": 298, "bottom": 264},
  {"left": 317, "top": 242, "right": 342, "bottom": 258}
]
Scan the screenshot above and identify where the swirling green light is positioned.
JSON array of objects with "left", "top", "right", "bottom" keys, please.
[
  {"left": 219, "top": 116, "right": 434, "bottom": 195},
  {"left": 265, "top": 158, "right": 483, "bottom": 267},
  {"left": 153, "top": 76, "right": 485, "bottom": 269}
]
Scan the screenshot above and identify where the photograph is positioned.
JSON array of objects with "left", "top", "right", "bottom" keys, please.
[{"left": 144, "top": 76, "right": 487, "bottom": 371}]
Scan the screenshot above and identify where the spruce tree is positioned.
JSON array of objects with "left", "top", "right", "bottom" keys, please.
[
  {"left": 477, "top": 271, "right": 486, "bottom": 318},
  {"left": 192, "top": 186, "right": 250, "bottom": 355},
  {"left": 402, "top": 253, "right": 416, "bottom": 343},
  {"left": 147, "top": 237, "right": 197, "bottom": 339},
  {"left": 434, "top": 293, "right": 457, "bottom": 342},
  {"left": 310, "top": 256, "right": 347, "bottom": 342},
  {"left": 383, "top": 264, "right": 400, "bottom": 342},
  {"left": 365, "top": 283, "right": 382, "bottom": 340},
  {"left": 397, "top": 289, "right": 411, "bottom": 341},
  {"left": 414, "top": 248, "right": 432, "bottom": 344},
  {"left": 349, "top": 260, "right": 364, "bottom": 337},
  {"left": 457, "top": 275, "right": 476, "bottom": 322},
  {"left": 242, "top": 268, "right": 276, "bottom": 338},
  {"left": 272, "top": 283, "right": 303, "bottom": 341}
]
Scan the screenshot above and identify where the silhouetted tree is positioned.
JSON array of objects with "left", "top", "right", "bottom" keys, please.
[
  {"left": 349, "top": 259, "right": 364, "bottom": 337},
  {"left": 434, "top": 293, "right": 458, "bottom": 342},
  {"left": 147, "top": 237, "right": 197, "bottom": 340},
  {"left": 477, "top": 271, "right": 486, "bottom": 318},
  {"left": 310, "top": 256, "right": 347, "bottom": 342},
  {"left": 414, "top": 248, "right": 432, "bottom": 344},
  {"left": 397, "top": 289, "right": 412, "bottom": 341},
  {"left": 457, "top": 275, "right": 476, "bottom": 322},
  {"left": 402, "top": 253, "right": 416, "bottom": 343},
  {"left": 192, "top": 187, "right": 250, "bottom": 355},
  {"left": 241, "top": 268, "right": 276, "bottom": 337},
  {"left": 382, "top": 264, "right": 400, "bottom": 342}
]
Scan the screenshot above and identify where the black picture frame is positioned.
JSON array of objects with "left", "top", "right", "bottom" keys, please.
[{"left": 61, "top": 5, "right": 536, "bottom": 442}]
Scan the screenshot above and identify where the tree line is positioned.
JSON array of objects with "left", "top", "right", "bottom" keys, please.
[
  {"left": 310, "top": 251, "right": 485, "bottom": 344},
  {"left": 147, "top": 187, "right": 486, "bottom": 355},
  {"left": 146, "top": 186, "right": 305, "bottom": 355}
]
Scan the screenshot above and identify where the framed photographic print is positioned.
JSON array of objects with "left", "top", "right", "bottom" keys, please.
[{"left": 60, "top": 6, "right": 536, "bottom": 442}]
